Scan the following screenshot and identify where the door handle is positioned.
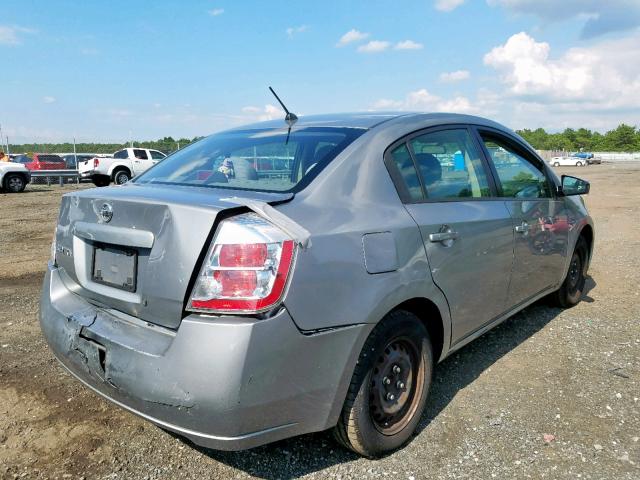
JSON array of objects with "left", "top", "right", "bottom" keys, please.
[
  {"left": 428, "top": 231, "right": 458, "bottom": 242},
  {"left": 515, "top": 222, "right": 530, "bottom": 233}
]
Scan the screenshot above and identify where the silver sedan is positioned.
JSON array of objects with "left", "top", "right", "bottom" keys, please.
[{"left": 40, "top": 112, "right": 594, "bottom": 457}]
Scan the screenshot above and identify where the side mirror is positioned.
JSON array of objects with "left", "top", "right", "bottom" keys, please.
[{"left": 559, "top": 175, "right": 590, "bottom": 196}]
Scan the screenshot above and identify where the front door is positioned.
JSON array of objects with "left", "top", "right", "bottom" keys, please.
[
  {"left": 386, "top": 127, "right": 514, "bottom": 343},
  {"left": 477, "top": 130, "right": 569, "bottom": 306}
]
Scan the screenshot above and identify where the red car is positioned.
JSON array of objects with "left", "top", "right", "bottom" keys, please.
[{"left": 25, "top": 154, "right": 67, "bottom": 170}]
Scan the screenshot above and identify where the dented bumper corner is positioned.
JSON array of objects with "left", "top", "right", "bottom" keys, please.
[{"left": 39, "top": 264, "right": 370, "bottom": 450}]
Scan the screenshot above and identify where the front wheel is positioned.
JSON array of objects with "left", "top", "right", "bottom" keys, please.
[
  {"left": 550, "top": 236, "right": 588, "bottom": 308},
  {"left": 553, "top": 162, "right": 560, "bottom": 167},
  {"left": 575, "top": 161, "right": 583, "bottom": 167},
  {"left": 333, "top": 310, "right": 432, "bottom": 457},
  {"left": 3, "top": 174, "right": 26, "bottom": 193}
]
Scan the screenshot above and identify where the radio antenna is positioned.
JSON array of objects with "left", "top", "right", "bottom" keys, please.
[{"left": 268, "top": 87, "right": 298, "bottom": 144}]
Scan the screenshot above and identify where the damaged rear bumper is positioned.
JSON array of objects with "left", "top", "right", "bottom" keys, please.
[{"left": 39, "top": 264, "right": 371, "bottom": 450}]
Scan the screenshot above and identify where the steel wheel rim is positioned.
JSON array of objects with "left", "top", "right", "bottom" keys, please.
[
  {"left": 568, "top": 251, "right": 583, "bottom": 291},
  {"left": 116, "top": 173, "right": 129, "bottom": 184},
  {"left": 369, "top": 336, "right": 424, "bottom": 435}
]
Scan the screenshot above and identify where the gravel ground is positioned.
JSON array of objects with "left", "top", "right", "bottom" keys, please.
[{"left": 0, "top": 164, "right": 639, "bottom": 479}]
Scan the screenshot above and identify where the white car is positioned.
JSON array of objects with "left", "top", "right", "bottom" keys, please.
[
  {"left": 0, "top": 161, "right": 31, "bottom": 193},
  {"left": 549, "top": 156, "right": 587, "bottom": 167},
  {"left": 78, "top": 148, "right": 167, "bottom": 186}
]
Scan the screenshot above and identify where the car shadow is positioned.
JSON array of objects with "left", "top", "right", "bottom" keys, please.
[{"left": 175, "top": 278, "right": 596, "bottom": 479}]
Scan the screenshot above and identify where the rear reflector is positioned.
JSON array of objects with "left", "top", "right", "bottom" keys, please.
[{"left": 187, "top": 213, "right": 296, "bottom": 314}]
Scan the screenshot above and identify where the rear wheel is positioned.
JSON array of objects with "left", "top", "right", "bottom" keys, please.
[
  {"left": 553, "top": 162, "right": 560, "bottom": 167},
  {"left": 3, "top": 174, "right": 26, "bottom": 193},
  {"left": 113, "top": 169, "right": 131, "bottom": 185},
  {"left": 92, "top": 175, "right": 110, "bottom": 187},
  {"left": 575, "top": 161, "right": 583, "bottom": 167},
  {"left": 550, "top": 236, "right": 588, "bottom": 308},
  {"left": 333, "top": 310, "right": 432, "bottom": 457}
]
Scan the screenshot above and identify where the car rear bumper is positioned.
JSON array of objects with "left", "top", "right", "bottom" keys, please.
[{"left": 39, "top": 264, "right": 370, "bottom": 450}]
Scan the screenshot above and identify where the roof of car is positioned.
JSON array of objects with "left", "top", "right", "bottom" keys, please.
[{"left": 227, "top": 112, "right": 512, "bottom": 133}]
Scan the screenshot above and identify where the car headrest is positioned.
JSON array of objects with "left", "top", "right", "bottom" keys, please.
[{"left": 415, "top": 153, "right": 442, "bottom": 184}]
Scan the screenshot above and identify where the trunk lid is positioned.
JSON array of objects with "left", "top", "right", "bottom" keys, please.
[{"left": 54, "top": 183, "right": 293, "bottom": 329}]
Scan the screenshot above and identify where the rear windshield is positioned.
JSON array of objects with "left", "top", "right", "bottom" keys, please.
[{"left": 134, "top": 127, "right": 365, "bottom": 193}]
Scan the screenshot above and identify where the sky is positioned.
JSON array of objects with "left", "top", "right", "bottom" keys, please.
[{"left": 2, "top": 0, "right": 640, "bottom": 143}]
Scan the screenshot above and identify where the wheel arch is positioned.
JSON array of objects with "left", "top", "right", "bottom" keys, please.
[
  {"left": 111, "top": 165, "right": 132, "bottom": 180},
  {"left": 388, "top": 297, "right": 445, "bottom": 364},
  {"left": 578, "top": 223, "right": 594, "bottom": 268}
]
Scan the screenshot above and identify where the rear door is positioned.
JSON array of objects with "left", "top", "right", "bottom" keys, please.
[
  {"left": 476, "top": 129, "right": 568, "bottom": 307},
  {"left": 385, "top": 126, "right": 515, "bottom": 343},
  {"left": 131, "top": 149, "right": 152, "bottom": 175}
]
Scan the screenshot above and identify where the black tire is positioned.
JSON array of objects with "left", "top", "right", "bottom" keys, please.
[
  {"left": 3, "top": 173, "right": 26, "bottom": 193},
  {"left": 553, "top": 162, "right": 560, "bottom": 167},
  {"left": 92, "top": 175, "right": 111, "bottom": 187},
  {"left": 550, "top": 236, "right": 588, "bottom": 308},
  {"left": 113, "top": 169, "right": 131, "bottom": 185},
  {"left": 575, "top": 161, "right": 583, "bottom": 167},
  {"left": 333, "top": 310, "right": 433, "bottom": 457}
]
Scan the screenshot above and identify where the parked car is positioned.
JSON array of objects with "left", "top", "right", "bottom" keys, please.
[
  {"left": 24, "top": 153, "right": 67, "bottom": 170},
  {"left": 549, "top": 156, "right": 587, "bottom": 167},
  {"left": 78, "top": 147, "right": 166, "bottom": 186},
  {"left": 60, "top": 153, "right": 101, "bottom": 170},
  {"left": 0, "top": 161, "right": 31, "bottom": 192},
  {"left": 11, "top": 154, "right": 32, "bottom": 165},
  {"left": 40, "top": 113, "right": 594, "bottom": 458}
]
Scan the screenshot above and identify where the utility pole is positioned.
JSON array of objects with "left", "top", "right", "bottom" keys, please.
[
  {"left": 0, "top": 124, "right": 4, "bottom": 153},
  {"left": 129, "top": 130, "right": 133, "bottom": 148},
  {"left": 6, "top": 137, "right": 9, "bottom": 155},
  {"left": 73, "top": 137, "right": 77, "bottom": 167}
]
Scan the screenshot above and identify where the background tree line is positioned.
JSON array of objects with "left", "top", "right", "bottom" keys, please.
[
  {"left": 5, "top": 124, "right": 640, "bottom": 155},
  {"left": 6, "top": 136, "right": 203, "bottom": 156},
  {"left": 516, "top": 124, "right": 640, "bottom": 152}
]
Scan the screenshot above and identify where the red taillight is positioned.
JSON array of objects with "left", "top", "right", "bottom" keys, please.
[
  {"left": 188, "top": 213, "right": 297, "bottom": 314},
  {"left": 219, "top": 243, "right": 267, "bottom": 267},
  {"left": 93, "top": 158, "right": 100, "bottom": 168}
]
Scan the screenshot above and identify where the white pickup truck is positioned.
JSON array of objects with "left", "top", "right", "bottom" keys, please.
[
  {"left": 78, "top": 147, "right": 167, "bottom": 187},
  {"left": 0, "top": 161, "right": 31, "bottom": 193}
]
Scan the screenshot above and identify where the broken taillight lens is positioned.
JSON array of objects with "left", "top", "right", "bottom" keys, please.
[{"left": 187, "top": 213, "right": 296, "bottom": 314}]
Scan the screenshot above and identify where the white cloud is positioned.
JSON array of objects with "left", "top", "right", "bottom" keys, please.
[
  {"left": 208, "top": 8, "right": 224, "bottom": 16},
  {"left": 241, "top": 104, "right": 283, "bottom": 121},
  {"left": 435, "top": 0, "right": 466, "bottom": 12},
  {"left": 371, "top": 88, "right": 482, "bottom": 114},
  {"left": 286, "top": 25, "right": 308, "bottom": 39},
  {"left": 483, "top": 31, "right": 640, "bottom": 104},
  {"left": 487, "top": 0, "right": 640, "bottom": 38},
  {"left": 336, "top": 29, "right": 369, "bottom": 47},
  {"left": 42, "top": 96, "right": 56, "bottom": 104},
  {"left": 394, "top": 40, "right": 424, "bottom": 50},
  {"left": 481, "top": 31, "right": 640, "bottom": 129},
  {"left": 357, "top": 40, "right": 391, "bottom": 53},
  {"left": 0, "top": 25, "right": 35, "bottom": 45},
  {"left": 440, "top": 70, "right": 471, "bottom": 82}
]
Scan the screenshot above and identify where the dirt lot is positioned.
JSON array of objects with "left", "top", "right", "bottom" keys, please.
[{"left": 1, "top": 164, "right": 639, "bottom": 479}]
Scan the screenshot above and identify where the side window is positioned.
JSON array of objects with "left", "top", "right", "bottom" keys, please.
[
  {"left": 410, "top": 129, "right": 491, "bottom": 199},
  {"left": 388, "top": 144, "right": 424, "bottom": 202},
  {"left": 133, "top": 149, "right": 148, "bottom": 160},
  {"left": 480, "top": 135, "right": 551, "bottom": 198},
  {"left": 150, "top": 151, "right": 166, "bottom": 160},
  {"left": 114, "top": 150, "right": 128, "bottom": 159}
]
